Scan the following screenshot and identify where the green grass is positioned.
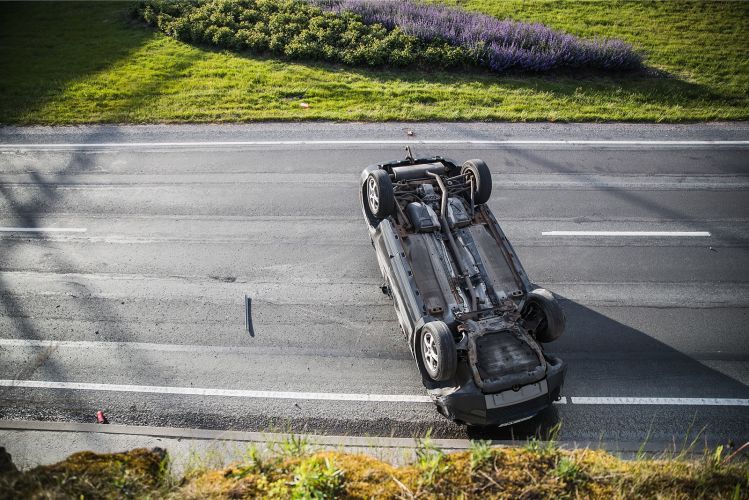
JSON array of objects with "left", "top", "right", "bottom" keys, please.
[{"left": 0, "top": 1, "right": 747, "bottom": 124}]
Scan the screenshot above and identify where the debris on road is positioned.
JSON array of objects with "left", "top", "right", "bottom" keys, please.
[
  {"left": 245, "top": 295, "right": 254, "bottom": 337},
  {"left": 96, "top": 411, "right": 108, "bottom": 424}
]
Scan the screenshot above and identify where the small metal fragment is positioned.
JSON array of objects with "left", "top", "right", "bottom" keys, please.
[{"left": 245, "top": 295, "right": 254, "bottom": 337}]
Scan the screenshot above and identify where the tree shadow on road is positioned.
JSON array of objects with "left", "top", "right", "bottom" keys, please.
[{"left": 0, "top": 127, "right": 150, "bottom": 422}]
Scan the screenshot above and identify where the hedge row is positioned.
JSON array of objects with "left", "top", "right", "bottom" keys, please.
[{"left": 137, "top": 0, "right": 469, "bottom": 69}]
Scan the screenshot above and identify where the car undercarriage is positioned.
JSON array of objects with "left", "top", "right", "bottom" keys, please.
[{"left": 360, "top": 154, "right": 566, "bottom": 426}]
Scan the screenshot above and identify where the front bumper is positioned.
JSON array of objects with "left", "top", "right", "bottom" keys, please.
[{"left": 434, "top": 355, "right": 566, "bottom": 426}]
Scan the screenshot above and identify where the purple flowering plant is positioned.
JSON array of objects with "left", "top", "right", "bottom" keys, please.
[
  {"left": 314, "top": 0, "right": 642, "bottom": 72},
  {"left": 138, "top": 0, "right": 642, "bottom": 74}
]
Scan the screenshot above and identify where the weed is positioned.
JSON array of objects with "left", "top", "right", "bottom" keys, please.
[
  {"left": 710, "top": 445, "right": 725, "bottom": 469},
  {"left": 675, "top": 419, "right": 708, "bottom": 461},
  {"left": 156, "top": 453, "right": 175, "bottom": 489},
  {"left": 524, "top": 422, "right": 562, "bottom": 456},
  {"left": 290, "top": 456, "right": 344, "bottom": 499},
  {"left": 414, "top": 430, "right": 450, "bottom": 487},
  {"left": 226, "top": 445, "right": 266, "bottom": 479},
  {"left": 554, "top": 456, "right": 585, "bottom": 486},
  {"left": 636, "top": 416, "right": 655, "bottom": 460},
  {"left": 275, "top": 434, "right": 312, "bottom": 458},
  {"left": 182, "top": 446, "right": 226, "bottom": 477},
  {"left": 469, "top": 439, "right": 493, "bottom": 472}
]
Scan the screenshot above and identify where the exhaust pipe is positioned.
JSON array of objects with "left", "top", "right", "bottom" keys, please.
[{"left": 428, "top": 172, "right": 478, "bottom": 311}]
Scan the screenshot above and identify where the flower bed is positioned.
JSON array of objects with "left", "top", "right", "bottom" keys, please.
[
  {"left": 137, "top": 0, "right": 642, "bottom": 74},
  {"left": 316, "top": 0, "right": 642, "bottom": 72}
]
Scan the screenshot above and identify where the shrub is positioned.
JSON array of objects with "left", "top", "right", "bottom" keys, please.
[
  {"left": 136, "top": 0, "right": 642, "bottom": 74},
  {"left": 136, "top": 0, "right": 466, "bottom": 70},
  {"left": 316, "top": 0, "right": 643, "bottom": 71}
]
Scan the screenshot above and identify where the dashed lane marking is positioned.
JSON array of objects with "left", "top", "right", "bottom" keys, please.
[
  {"left": 571, "top": 397, "right": 749, "bottom": 406},
  {"left": 542, "top": 231, "right": 711, "bottom": 237}
]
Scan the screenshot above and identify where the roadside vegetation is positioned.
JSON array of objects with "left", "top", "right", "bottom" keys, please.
[
  {"left": 138, "top": 0, "right": 642, "bottom": 73},
  {"left": 0, "top": 1, "right": 747, "bottom": 123},
  {"left": 1, "top": 437, "right": 747, "bottom": 498}
]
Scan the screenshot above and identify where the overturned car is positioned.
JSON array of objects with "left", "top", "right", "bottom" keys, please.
[{"left": 360, "top": 154, "right": 566, "bottom": 426}]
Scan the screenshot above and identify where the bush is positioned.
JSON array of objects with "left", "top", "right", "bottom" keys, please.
[
  {"left": 136, "top": 0, "right": 642, "bottom": 74},
  {"left": 136, "top": 0, "right": 467, "bottom": 70},
  {"left": 316, "top": 0, "right": 643, "bottom": 72}
]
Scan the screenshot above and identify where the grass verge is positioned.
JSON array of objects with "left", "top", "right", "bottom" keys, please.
[
  {"left": 1, "top": 439, "right": 747, "bottom": 498},
  {"left": 0, "top": 1, "right": 747, "bottom": 123}
]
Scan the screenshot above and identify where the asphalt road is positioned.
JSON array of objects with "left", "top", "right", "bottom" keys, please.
[{"left": 1, "top": 122, "right": 748, "bottom": 448}]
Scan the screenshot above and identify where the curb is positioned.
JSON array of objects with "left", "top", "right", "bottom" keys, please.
[
  {"left": 0, "top": 419, "right": 681, "bottom": 454},
  {"left": 0, "top": 420, "right": 471, "bottom": 450}
]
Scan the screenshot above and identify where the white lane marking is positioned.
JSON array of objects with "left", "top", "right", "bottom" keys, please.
[
  {"left": 0, "top": 339, "right": 247, "bottom": 352},
  {"left": 0, "top": 339, "right": 393, "bottom": 356},
  {"left": 542, "top": 231, "right": 711, "bottom": 237},
  {"left": 0, "top": 227, "right": 87, "bottom": 233},
  {"left": 571, "top": 397, "right": 749, "bottom": 406},
  {"left": 1, "top": 140, "right": 748, "bottom": 149},
  {"left": 0, "top": 379, "right": 433, "bottom": 403},
  {"left": 0, "top": 339, "right": 254, "bottom": 353},
  {"left": 0, "top": 379, "right": 745, "bottom": 406}
]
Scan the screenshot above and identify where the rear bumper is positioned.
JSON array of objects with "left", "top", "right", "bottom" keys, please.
[{"left": 434, "top": 355, "right": 566, "bottom": 426}]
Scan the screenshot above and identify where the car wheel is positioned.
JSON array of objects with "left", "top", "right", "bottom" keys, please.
[
  {"left": 366, "top": 169, "right": 395, "bottom": 219},
  {"left": 522, "top": 288, "right": 565, "bottom": 343},
  {"left": 461, "top": 159, "right": 492, "bottom": 205},
  {"left": 419, "top": 321, "right": 457, "bottom": 382}
]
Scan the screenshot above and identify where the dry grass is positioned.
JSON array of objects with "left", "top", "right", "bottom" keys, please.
[
  {"left": 0, "top": 447, "right": 170, "bottom": 499},
  {"left": 1, "top": 441, "right": 746, "bottom": 499}
]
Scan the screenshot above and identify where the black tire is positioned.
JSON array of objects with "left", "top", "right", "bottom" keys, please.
[
  {"left": 522, "top": 288, "right": 565, "bottom": 343},
  {"left": 419, "top": 321, "right": 457, "bottom": 382},
  {"left": 366, "top": 169, "right": 395, "bottom": 219},
  {"left": 461, "top": 159, "right": 492, "bottom": 205}
]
